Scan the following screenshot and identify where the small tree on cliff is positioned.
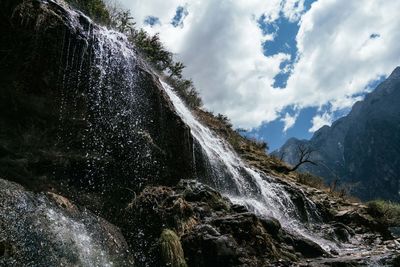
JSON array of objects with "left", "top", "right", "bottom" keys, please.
[
  {"left": 289, "top": 143, "right": 317, "bottom": 172},
  {"left": 169, "top": 62, "right": 185, "bottom": 79}
]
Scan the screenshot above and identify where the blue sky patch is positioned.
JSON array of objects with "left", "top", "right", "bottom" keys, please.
[
  {"left": 304, "top": 0, "right": 316, "bottom": 11},
  {"left": 261, "top": 17, "right": 299, "bottom": 59},
  {"left": 171, "top": 6, "right": 189, "bottom": 27},
  {"left": 259, "top": 15, "right": 299, "bottom": 88},
  {"left": 244, "top": 106, "right": 316, "bottom": 151},
  {"left": 370, "top": 33, "right": 380, "bottom": 39},
  {"left": 258, "top": 0, "right": 317, "bottom": 89},
  {"left": 144, "top": 16, "right": 161, "bottom": 26}
]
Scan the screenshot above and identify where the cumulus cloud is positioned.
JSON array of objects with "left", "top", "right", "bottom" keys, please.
[
  {"left": 119, "top": 0, "right": 400, "bottom": 131},
  {"left": 309, "top": 112, "right": 333, "bottom": 133},
  {"left": 286, "top": 0, "right": 400, "bottom": 110},
  {"left": 281, "top": 112, "right": 298, "bottom": 132},
  {"left": 281, "top": 0, "right": 306, "bottom": 22}
]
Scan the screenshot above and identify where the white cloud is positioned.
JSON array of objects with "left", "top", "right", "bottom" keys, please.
[
  {"left": 309, "top": 112, "right": 333, "bottom": 133},
  {"left": 285, "top": 0, "right": 400, "bottom": 111},
  {"left": 282, "top": 0, "right": 306, "bottom": 22},
  {"left": 281, "top": 112, "right": 298, "bottom": 132},
  {"left": 119, "top": 0, "right": 400, "bottom": 131}
]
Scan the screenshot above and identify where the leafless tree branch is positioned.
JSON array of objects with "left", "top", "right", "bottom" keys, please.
[{"left": 289, "top": 143, "right": 317, "bottom": 172}]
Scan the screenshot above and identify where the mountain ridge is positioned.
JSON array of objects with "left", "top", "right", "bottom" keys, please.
[{"left": 275, "top": 66, "right": 400, "bottom": 201}]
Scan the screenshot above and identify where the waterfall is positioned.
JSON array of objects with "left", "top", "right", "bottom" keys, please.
[
  {"left": 54, "top": 0, "right": 163, "bottom": 192},
  {"left": 160, "top": 81, "right": 336, "bottom": 250}
]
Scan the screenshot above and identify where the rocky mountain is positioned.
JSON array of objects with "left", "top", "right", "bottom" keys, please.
[
  {"left": 276, "top": 67, "right": 400, "bottom": 202},
  {"left": 1, "top": 0, "right": 400, "bottom": 266}
]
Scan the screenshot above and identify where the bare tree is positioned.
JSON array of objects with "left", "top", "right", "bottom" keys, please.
[
  {"left": 278, "top": 150, "right": 286, "bottom": 161},
  {"left": 289, "top": 143, "right": 317, "bottom": 172}
]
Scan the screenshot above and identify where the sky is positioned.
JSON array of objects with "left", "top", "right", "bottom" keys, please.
[{"left": 119, "top": 0, "right": 400, "bottom": 151}]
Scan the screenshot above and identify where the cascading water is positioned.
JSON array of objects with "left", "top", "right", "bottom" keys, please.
[
  {"left": 160, "top": 81, "right": 336, "bottom": 250},
  {"left": 0, "top": 179, "right": 131, "bottom": 267},
  {"left": 51, "top": 0, "right": 178, "bottom": 195}
]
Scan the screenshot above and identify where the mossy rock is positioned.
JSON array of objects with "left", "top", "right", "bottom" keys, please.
[{"left": 159, "top": 229, "right": 187, "bottom": 267}]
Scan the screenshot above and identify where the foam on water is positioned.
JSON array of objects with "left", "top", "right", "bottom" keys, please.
[{"left": 45, "top": 208, "right": 113, "bottom": 267}]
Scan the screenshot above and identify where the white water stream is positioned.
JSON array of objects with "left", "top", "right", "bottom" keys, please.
[{"left": 160, "top": 81, "right": 336, "bottom": 251}]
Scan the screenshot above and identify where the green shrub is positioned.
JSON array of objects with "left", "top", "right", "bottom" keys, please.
[
  {"left": 216, "top": 113, "right": 232, "bottom": 128},
  {"left": 246, "top": 137, "right": 268, "bottom": 151},
  {"left": 367, "top": 200, "right": 400, "bottom": 226},
  {"left": 65, "top": 0, "right": 111, "bottom": 25},
  {"left": 164, "top": 77, "right": 202, "bottom": 108}
]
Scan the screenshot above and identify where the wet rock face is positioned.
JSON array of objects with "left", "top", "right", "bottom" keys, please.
[
  {"left": 183, "top": 212, "right": 284, "bottom": 267},
  {"left": 0, "top": 178, "right": 133, "bottom": 266},
  {"left": 126, "top": 180, "right": 329, "bottom": 267},
  {"left": 0, "top": 0, "right": 194, "bottom": 211}
]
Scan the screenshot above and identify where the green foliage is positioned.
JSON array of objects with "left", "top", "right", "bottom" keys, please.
[
  {"left": 297, "top": 172, "right": 324, "bottom": 189},
  {"left": 169, "top": 62, "right": 185, "bottom": 79},
  {"left": 110, "top": 10, "right": 135, "bottom": 34},
  {"left": 159, "top": 229, "right": 187, "bottom": 267},
  {"left": 65, "top": 0, "right": 110, "bottom": 25},
  {"left": 367, "top": 200, "right": 400, "bottom": 226},
  {"left": 130, "top": 31, "right": 172, "bottom": 71},
  {"left": 127, "top": 27, "right": 202, "bottom": 107},
  {"left": 166, "top": 77, "right": 202, "bottom": 108},
  {"left": 216, "top": 113, "right": 232, "bottom": 128}
]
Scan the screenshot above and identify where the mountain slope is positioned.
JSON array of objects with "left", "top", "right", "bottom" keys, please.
[{"left": 276, "top": 67, "right": 400, "bottom": 201}]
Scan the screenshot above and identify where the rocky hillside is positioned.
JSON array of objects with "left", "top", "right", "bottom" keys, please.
[
  {"left": 1, "top": 0, "right": 400, "bottom": 266},
  {"left": 276, "top": 67, "right": 400, "bottom": 202}
]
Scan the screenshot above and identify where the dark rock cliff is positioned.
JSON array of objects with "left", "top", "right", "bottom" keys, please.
[
  {"left": 0, "top": 0, "right": 194, "bottom": 212},
  {"left": 276, "top": 67, "right": 400, "bottom": 201}
]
